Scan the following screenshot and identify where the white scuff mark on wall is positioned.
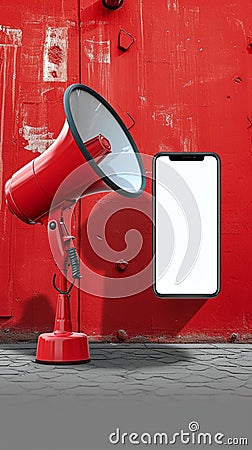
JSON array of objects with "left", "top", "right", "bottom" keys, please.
[
  {"left": 65, "top": 20, "right": 76, "bottom": 28},
  {"left": 139, "top": 0, "right": 144, "bottom": 47},
  {"left": 179, "top": 117, "right": 196, "bottom": 152},
  {"left": 84, "top": 20, "right": 111, "bottom": 99},
  {"left": 159, "top": 143, "right": 173, "bottom": 151},
  {"left": 137, "top": 0, "right": 147, "bottom": 107},
  {"left": 20, "top": 124, "right": 55, "bottom": 154},
  {"left": 139, "top": 95, "right": 147, "bottom": 104},
  {"left": 152, "top": 109, "right": 174, "bottom": 127},
  {"left": 84, "top": 39, "right": 111, "bottom": 64},
  {"left": 188, "top": 6, "right": 200, "bottom": 13},
  {"left": 12, "top": 46, "right": 18, "bottom": 111},
  {"left": 43, "top": 27, "right": 68, "bottom": 82},
  {"left": 0, "top": 25, "right": 22, "bottom": 209},
  {"left": 235, "top": 19, "right": 246, "bottom": 40},
  {"left": 167, "top": 0, "right": 179, "bottom": 12},
  {"left": 181, "top": 137, "right": 190, "bottom": 152},
  {"left": 183, "top": 80, "right": 194, "bottom": 87},
  {"left": 184, "top": 5, "right": 200, "bottom": 27}
]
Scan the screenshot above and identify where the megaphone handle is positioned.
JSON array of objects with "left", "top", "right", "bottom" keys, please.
[
  {"left": 67, "top": 247, "right": 81, "bottom": 279},
  {"left": 48, "top": 206, "right": 82, "bottom": 297}
]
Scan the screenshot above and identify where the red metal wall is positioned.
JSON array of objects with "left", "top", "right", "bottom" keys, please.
[{"left": 0, "top": 0, "right": 252, "bottom": 342}]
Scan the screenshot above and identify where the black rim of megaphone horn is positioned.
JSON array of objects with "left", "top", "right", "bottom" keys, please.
[{"left": 64, "top": 84, "right": 146, "bottom": 198}]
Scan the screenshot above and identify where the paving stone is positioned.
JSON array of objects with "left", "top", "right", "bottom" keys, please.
[
  {"left": 14, "top": 374, "right": 41, "bottom": 382},
  {"left": 181, "top": 374, "right": 213, "bottom": 384},
  {"left": 48, "top": 374, "right": 82, "bottom": 383},
  {"left": 0, "top": 369, "right": 22, "bottom": 376},
  {"left": 32, "top": 363, "right": 65, "bottom": 371},
  {"left": 232, "top": 387, "right": 252, "bottom": 397},
  {"left": 121, "top": 389, "right": 148, "bottom": 396},
  {"left": 87, "top": 368, "right": 125, "bottom": 377},
  {"left": 98, "top": 390, "right": 122, "bottom": 397},
  {"left": 130, "top": 372, "right": 177, "bottom": 381},
  {"left": 131, "top": 376, "right": 180, "bottom": 387},
  {"left": 63, "top": 385, "right": 101, "bottom": 396},
  {"left": 176, "top": 364, "right": 211, "bottom": 373},
  {"left": 235, "top": 359, "right": 252, "bottom": 367},
  {"left": 0, "top": 361, "right": 11, "bottom": 366},
  {"left": 28, "top": 387, "right": 58, "bottom": 397},
  {"left": 175, "top": 387, "right": 219, "bottom": 397},
  {"left": 46, "top": 381, "right": 96, "bottom": 391},
  {"left": 53, "top": 367, "right": 89, "bottom": 373},
  {"left": 154, "top": 385, "right": 187, "bottom": 396},
  {"left": 94, "top": 374, "right": 127, "bottom": 383},
  {"left": 213, "top": 361, "right": 240, "bottom": 368},
  {"left": 16, "top": 381, "right": 48, "bottom": 390},
  {"left": 215, "top": 366, "right": 251, "bottom": 375},
  {"left": 243, "top": 377, "right": 252, "bottom": 388},
  {"left": 116, "top": 383, "right": 154, "bottom": 393},
  {"left": 37, "top": 371, "right": 65, "bottom": 379},
  {"left": 139, "top": 366, "right": 188, "bottom": 375},
  {"left": 205, "top": 378, "right": 246, "bottom": 390},
  {"left": 9, "top": 362, "right": 31, "bottom": 368}
]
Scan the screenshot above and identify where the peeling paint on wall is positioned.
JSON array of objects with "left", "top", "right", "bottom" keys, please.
[
  {"left": 82, "top": 19, "right": 112, "bottom": 98},
  {"left": 84, "top": 39, "right": 111, "bottom": 64},
  {"left": 20, "top": 123, "right": 55, "bottom": 154},
  {"left": 152, "top": 105, "right": 197, "bottom": 152},
  {"left": 0, "top": 25, "right": 22, "bottom": 46},
  {"left": 84, "top": 30, "right": 111, "bottom": 98},
  {"left": 43, "top": 27, "right": 68, "bottom": 82},
  {"left": 0, "top": 25, "right": 22, "bottom": 209}
]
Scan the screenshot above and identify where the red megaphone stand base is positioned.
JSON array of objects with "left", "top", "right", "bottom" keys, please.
[
  {"left": 35, "top": 289, "right": 90, "bottom": 365},
  {"left": 35, "top": 212, "right": 91, "bottom": 365}
]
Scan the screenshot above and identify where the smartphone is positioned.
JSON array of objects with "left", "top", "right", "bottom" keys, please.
[{"left": 153, "top": 152, "right": 220, "bottom": 298}]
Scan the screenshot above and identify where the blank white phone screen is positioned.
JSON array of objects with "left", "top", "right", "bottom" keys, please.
[{"left": 154, "top": 154, "right": 220, "bottom": 297}]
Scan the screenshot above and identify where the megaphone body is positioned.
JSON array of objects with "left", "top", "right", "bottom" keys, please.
[
  {"left": 5, "top": 121, "right": 111, "bottom": 224},
  {"left": 5, "top": 84, "right": 145, "bottom": 224}
]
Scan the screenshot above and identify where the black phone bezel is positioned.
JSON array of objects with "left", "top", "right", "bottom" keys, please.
[{"left": 152, "top": 152, "right": 221, "bottom": 299}]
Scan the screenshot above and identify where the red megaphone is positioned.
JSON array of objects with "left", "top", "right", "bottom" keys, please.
[{"left": 4, "top": 84, "right": 145, "bottom": 364}]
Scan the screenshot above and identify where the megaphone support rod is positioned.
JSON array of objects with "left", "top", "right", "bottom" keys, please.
[
  {"left": 35, "top": 207, "right": 90, "bottom": 364},
  {"left": 35, "top": 133, "right": 112, "bottom": 364}
]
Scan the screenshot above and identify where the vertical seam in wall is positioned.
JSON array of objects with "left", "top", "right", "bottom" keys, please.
[
  {"left": 77, "top": 0, "right": 82, "bottom": 332},
  {"left": 78, "top": 0, "right": 82, "bottom": 84}
]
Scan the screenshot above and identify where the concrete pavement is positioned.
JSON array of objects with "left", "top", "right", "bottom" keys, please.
[{"left": 0, "top": 343, "right": 252, "bottom": 401}]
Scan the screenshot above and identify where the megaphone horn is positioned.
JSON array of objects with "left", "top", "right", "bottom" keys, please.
[{"left": 5, "top": 84, "right": 145, "bottom": 224}]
